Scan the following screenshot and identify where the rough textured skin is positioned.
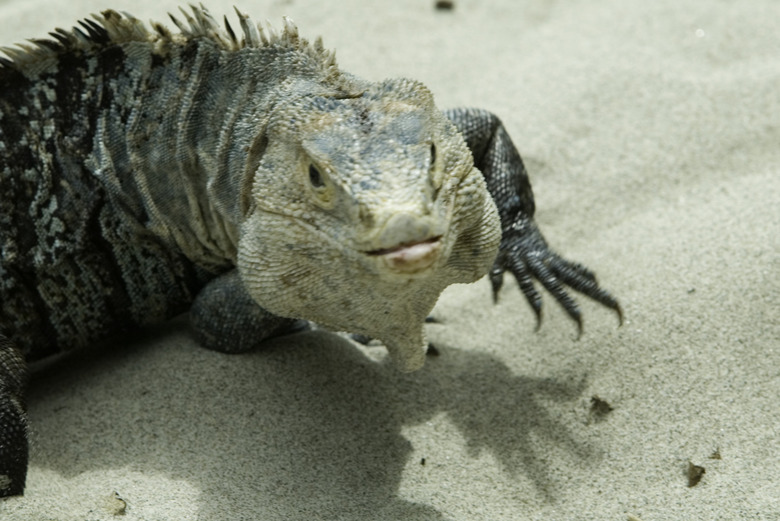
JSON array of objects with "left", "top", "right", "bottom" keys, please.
[{"left": 0, "top": 7, "right": 620, "bottom": 496}]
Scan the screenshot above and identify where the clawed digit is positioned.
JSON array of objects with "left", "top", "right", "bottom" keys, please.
[{"left": 492, "top": 225, "right": 622, "bottom": 335}]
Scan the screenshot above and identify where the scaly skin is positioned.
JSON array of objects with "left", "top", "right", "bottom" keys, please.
[{"left": 0, "top": 7, "right": 620, "bottom": 496}]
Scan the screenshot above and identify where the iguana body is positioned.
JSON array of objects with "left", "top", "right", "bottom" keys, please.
[{"left": 0, "top": 7, "right": 620, "bottom": 496}]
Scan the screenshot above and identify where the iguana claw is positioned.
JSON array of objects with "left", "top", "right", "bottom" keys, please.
[{"left": 490, "top": 218, "right": 622, "bottom": 335}]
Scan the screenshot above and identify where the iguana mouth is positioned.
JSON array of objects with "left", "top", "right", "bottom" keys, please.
[{"left": 366, "top": 236, "right": 443, "bottom": 274}]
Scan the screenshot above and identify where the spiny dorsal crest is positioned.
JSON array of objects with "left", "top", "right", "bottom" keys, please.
[{"left": 0, "top": 4, "right": 336, "bottom": 71}]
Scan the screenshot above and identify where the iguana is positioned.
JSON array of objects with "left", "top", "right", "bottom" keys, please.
[{"left": 0, "top": 6, "right": 621, "bottom": 497}]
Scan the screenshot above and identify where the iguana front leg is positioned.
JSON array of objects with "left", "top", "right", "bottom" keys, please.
[
  {"left": 190, "top": 270, "right": 305, "bottom": 354},
  {"left": 0, "top": 333, "right": 28, "bottom": 497},
  {"left": 445, "top": 108, "right": 622, "bottom": 333}
]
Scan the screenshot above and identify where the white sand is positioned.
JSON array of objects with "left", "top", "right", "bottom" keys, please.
[{"left": 1, "top": 1, "right": 778, "bottom": 519}]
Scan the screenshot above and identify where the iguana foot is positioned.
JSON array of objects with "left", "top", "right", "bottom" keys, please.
[{"left": 490, "top": 219, "right": 622, "bottom": 336}]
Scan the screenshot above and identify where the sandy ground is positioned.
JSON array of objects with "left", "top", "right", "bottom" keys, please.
[{"left": 1, "top": 0, "right": 778, "bottom": 520}]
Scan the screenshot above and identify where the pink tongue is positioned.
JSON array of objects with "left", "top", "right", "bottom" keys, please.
[
  {"left": 371, "top": 237, "right": 442, "bottom": 274},
  {"left": 385, "top": 241, "right": 438, "bottom": 262}
]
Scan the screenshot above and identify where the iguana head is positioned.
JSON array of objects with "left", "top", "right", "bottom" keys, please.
[{"left": 237, "top": 78, "right": 500, "bottom": 371}]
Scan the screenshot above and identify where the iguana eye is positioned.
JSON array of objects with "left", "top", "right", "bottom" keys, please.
[
  {"left": 309, "top": 164, "right": 325, "bottom": 188},
  {"left": 305, "top": 162, "right": 335, "bottom": 208},
  {"left": 430, "top": 143, "right": 437, "bottom": 166}
]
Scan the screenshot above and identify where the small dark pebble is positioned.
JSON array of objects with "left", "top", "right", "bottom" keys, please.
[
  {"left": 107, "top": 491, "right": 127, "bottom": 516},
  {"left": 687, "top": 461, "right": 705, "bottom": 487},
  {"left": 709, "top": 448, "right": 721, "bottom": 460},
  {"left": 426, "top": 343, "right": 440, "bottom": 356},
  {"left": 588, "top": 395, "right": 613, "bottom": 422},
  {"left": 420, "top": 457, "right": 426, "bottom": 465},
  {"left": 435, "top": 1, "right": 454, "bottom": 11}
]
